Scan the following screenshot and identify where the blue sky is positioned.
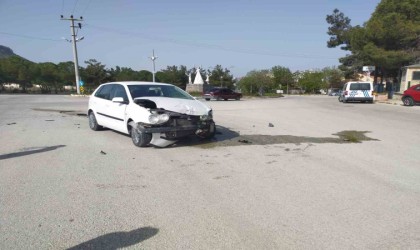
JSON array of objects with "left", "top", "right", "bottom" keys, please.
[{"left": 0, "top": 0, "right": 380, "bottom": 77}]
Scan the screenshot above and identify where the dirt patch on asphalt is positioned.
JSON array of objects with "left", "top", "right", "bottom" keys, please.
[
  {"left": 186, "top": 130, "right": 378, "bottom": 148},
  {"left": 33, "top": 108, "right": 87, "bottom": 117}
]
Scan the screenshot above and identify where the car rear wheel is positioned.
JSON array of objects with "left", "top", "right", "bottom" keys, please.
[
  {"left": 403, "top": 97, "right": 414, "bottom": 106},
  {"left": 130, "top": 125, "right": 152, "bottom": 147},
  {"left": 88, "top": 112, "right": 102, "bottom": 131},
  {"left": 205, "top": 98, "right": 210, "bottom": 101}
]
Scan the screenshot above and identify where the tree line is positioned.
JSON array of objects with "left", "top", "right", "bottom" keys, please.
[{"left": 0, "top": 56, "right": 235, "bottom": 94}]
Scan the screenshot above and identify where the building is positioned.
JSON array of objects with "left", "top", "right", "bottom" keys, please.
[{"left": 399, "top": 64, "right": 420, "bottom": 93}]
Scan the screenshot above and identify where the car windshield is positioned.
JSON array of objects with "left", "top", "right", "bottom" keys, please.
[{"left": 128, "top": 84, "right": 194, "bottom": 100}]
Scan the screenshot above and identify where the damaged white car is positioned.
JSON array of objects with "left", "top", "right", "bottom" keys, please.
[{"left": 88, "top": 81, "right": 215, "bottom": 147}]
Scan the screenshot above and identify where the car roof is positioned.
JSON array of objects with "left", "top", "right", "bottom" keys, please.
[{"left": 100, "top": 81, "right": 173, "bottom": 87}]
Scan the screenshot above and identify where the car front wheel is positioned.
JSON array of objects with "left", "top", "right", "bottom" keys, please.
[
  {"left": 403, "top": 97, "right": 414, "bottom": 106},
  {"left": 131, "top": 125, "right": 152, "bottom": 147},
  {"left": 88, "top": 112, "right": 102, "bottom": 131}
]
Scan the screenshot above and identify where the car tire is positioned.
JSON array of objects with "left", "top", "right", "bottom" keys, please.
[
  {"left": 235, "top": 97, "right": 240, "bottom": 100},
  {"left": 403, "top": 97, "right": 414, "bottom": 106},
  {"left": 88, "top": 112, "right": 102, "bottom": 131},
  {"left": 131, "top": 126, "right": 152, "bottom": 147},
  {"left": 205, "top": 98, "right": 210, "bottom": 101},
  {"left": 338, "top": 96, "right": 342, "bottom": 102},
  {"left": 204, "top": 121, "right": 216, "bottom": 139}
]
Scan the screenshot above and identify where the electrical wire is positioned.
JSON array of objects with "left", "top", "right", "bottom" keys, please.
[
  {"left": 72, "top": 0, "right": 79, "bottom": 14},
  {"left": 85, "top": 24, "right": 337, "bottom": 60},
  {"left": 80, "top": 0, "right": 93, "bottom": 16},
  {"left": 0, "top": 32, "right": 62, "bottom": 42}
]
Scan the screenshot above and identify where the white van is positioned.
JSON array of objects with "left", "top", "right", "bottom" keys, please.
[{"left": 339, "top": 81, "right": 373, "bottom": 103}]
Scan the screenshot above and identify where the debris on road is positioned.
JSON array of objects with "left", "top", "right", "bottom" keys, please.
[
  {"left": 7, "top": 122, "right": 16, "bottom": 125},
  {"left": 269, "top": 123, "right": 274, "bottom": 127},
  {"left": 100, "top": 150, "right": 107, "bottom": 155}
]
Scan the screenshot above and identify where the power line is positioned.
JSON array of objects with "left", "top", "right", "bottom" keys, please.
[
  {"left": 85, "top": 24, "right": 338, "bottom": 60},
  {"left": 72, "top": 0, "right": 79, "bottom": 14},
  {"left": 0, "top": 31, "right": 62, "bottom": 42},
  {"left": 80, "top": 0, "right": 93, "bottom": 16}
]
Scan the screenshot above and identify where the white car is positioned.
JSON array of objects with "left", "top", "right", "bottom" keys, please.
[
  {"left": 88, "top": 81, "right": 216, "bottom": 147},
  {"left": 339, "top": 81, "right": 374, "bottom": 103}
]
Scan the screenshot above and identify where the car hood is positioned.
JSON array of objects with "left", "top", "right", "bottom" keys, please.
[{"left": 135, "top": 97, "right": 211, "bottom": 115}]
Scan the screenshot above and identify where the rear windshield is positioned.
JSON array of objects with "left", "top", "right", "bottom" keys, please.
[
  {"left": 349, "top": 83, "right": 371, "bottom": 90},
  {"left": 128, "top": 84, "right": 194, "bottom": 100}
]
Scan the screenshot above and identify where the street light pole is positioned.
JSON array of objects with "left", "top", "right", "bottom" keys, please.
[
  {"left": 61, "top": 15, "right": 83, "bottom": 94},
  {"left": 149, "top": 50, "right": 158, "bottom": 83}
]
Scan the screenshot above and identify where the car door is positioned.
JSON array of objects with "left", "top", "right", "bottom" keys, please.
[
  {"left": 226, "top": 89, "right": 235, "bottom": 99},
  {"left": 413, "top": 85, "right": 420, "bottom": 102},
  {"left": 106, "top": 84, "right": 129, "bottom": 133},
  {"left": 93, "top": 84, "right": 115, "bottom": 128}
]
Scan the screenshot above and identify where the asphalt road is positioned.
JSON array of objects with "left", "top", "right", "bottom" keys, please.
[{"left": 1, "top": 94, "right": 419, "bottom": 249}]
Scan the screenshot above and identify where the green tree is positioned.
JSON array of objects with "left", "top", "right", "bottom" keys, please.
[
  {"left": 157, "top": 65, "right": 188, "bottom": 88},
  {"left": 272, "top": 66, "right": 294, "bottom": 94},
  {"left": 34, "top": 62, "right": 60, "bottom": 93},
  {"left": 322, "top": 66, "right": 344, "bottom": 89},
  {"left": 209, "top": 65, "right": 235, "bottom": 88},
  {"left": 298, "top": 71, "right": 325, "bottom": 93},
  {"left": 138, "top": 70, "right": 153, "bottom": 81},
  {"left": 57, "top": 61, "right": 75, "bottom": 91},
  {"left": 326, "top": 0, "right": 420, "bottom": 80},
  {"left": 81, "top": 59, "right": 107, "bottom": 92},
  {"left": 237, "top": 70, "right": 273, "bottom": 95}
]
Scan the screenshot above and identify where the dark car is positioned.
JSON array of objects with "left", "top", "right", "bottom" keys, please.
[
  {"left": 402, "top": 84, "right": 420, "bottom": 106},
  {"left": 203, "top": 87, "right": 242, "bottom": 101}
]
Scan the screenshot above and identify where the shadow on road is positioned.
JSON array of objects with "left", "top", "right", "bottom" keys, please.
[
  {"left": 0, "top": 145, "right": 66, "bottom": 160},
  {"left": 67, "top": 227, "right": 159, "bottom": 250}
]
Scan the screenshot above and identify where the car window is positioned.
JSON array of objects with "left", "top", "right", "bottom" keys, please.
[
  {"left": 415, "top": 86, "right": 420, "bottom": 91},
  {"left": 349, "top": 83, "right": 370, "bottom": 90},
  {"left": 95, "top": 84, "right": 114, "bottom": 100},
  {"left": 111, "top": 84, "right": 128, "bottom": 102},
  {"left": 128, "top": 85, "right": 194, "bottom": 100}
]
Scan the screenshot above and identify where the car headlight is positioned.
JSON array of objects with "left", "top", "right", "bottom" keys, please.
[
  {"left": 200, "top": 110, "right": 213, "bottom": 121},
  {"left": 148, "top": 113, "right": 170, "bottom": 124}
]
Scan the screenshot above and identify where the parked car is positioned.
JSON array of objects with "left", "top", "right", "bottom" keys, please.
[
  {"left": 328, "top": 88, "right": 341, "bottom": 96},
  {"left": 402, "top": 84, "right": 420, "bottom": 106},
  {"left": 88, "top": 81, "right": 216, "bottom": 147},
  {"left": 203, "top": 87, "right": 242, "bottom": 101},
  {"left": 339, "top": 81, "right": 373, "bottom": 103}
]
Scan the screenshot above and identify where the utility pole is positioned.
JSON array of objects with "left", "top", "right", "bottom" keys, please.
[
  {"left": 149, "top": 50, "right": 158, "bottom": 82},
  {"left": 61, "top": 15, "right": 83, "bottom": 94}
]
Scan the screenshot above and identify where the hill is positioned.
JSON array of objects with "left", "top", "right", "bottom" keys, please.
[{"left": 0, "top": 45, "right": 17, "bottom": 59}]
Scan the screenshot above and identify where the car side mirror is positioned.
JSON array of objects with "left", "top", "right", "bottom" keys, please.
[{"left": 112, "top": 97, "right": 126, "bottom": 104}]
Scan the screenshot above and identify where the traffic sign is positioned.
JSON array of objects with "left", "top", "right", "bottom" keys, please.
[{"left": 79, "top": 80, "right": 84, "bottom": 86}]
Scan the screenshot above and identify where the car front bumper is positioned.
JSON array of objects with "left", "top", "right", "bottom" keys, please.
[{"left": 137, "top": 119, "right": 215, "bottom": 140}]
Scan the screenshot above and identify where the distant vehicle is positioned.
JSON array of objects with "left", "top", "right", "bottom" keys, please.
[
  {"left": 328, "top": 89, "right": 340, "bottom": 96},
  {"left": 402, "top": 84, "right": 420, "bottom": 106},
  {"left": 203, "top": 87, "right": 242, "bottom": 101},
  {"left": 339, "top": 81, "right": 373, "bottom": 103},
  {"left": 88, "top": 81, "right": 215, "bottom": 148}
]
